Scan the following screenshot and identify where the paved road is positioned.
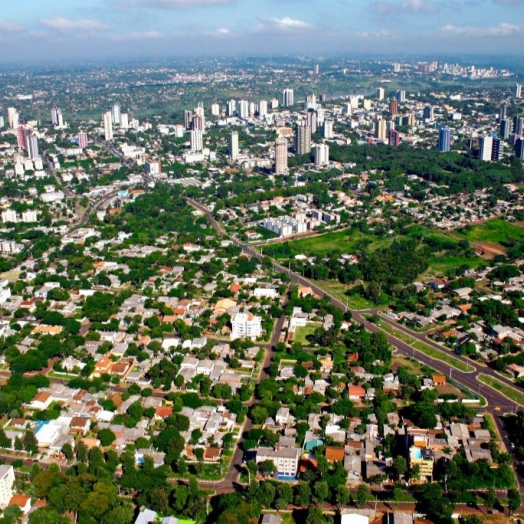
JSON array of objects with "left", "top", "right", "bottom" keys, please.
[{"left": 187, "top": 197, "right": 524, "bottom": 496}]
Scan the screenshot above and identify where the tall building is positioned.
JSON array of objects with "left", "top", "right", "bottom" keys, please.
[
  {"left": 282, "top": 88, "right": 294, "bottom": 107},
  {"left": 16, "top": 125, "right": 26, "bottom": 149},
  {"left": 259, "top": 100, "right": 268, "bottom": 117},
  {"left": 395, "top": 89, "right": 406, "bottom": 103},
  {"left": 491, "top": 137, "right": 501, "bottom": 161},
  {"left": 388, "top": 128, "right": 401, "bottom": 146},
  {"left": 438, "top": 127, "right": 451, "bottom": 152},
  {"left": 314, "top": 63, "right": 320, "bottom": 75},
  {"left": 211, "top": 103, "right": 220, "bottom": 116},
  {"left": 120, "top": 113, "right": 129, "bottom": 130},
  {"left": 26, "top": 133, "right": 39, "bottom": 159},
  {"left": 7, "top": 108, "right": 17, "bottom": 129},
  {"left": 270, "top": 98, "right": 279, "bottom": 110},
  {"left": 249, "top": 102, "right": 256, "bottom": 117},
  {"left": 190, "top": 130, "right": 203, "bottom": 152},
  {"left": 323, "top": 120, "right": 334, "bottom": 139},
  {"left": 479, "top": 136, "right": 493, "bottom": 161},
  {"left": 389, "top": 99, "right": 399, "bottom": 115},
  {"left": 192, "top": 114, "right": 205, "bottom": 132},
  {"left": 51, "top": 106, "right": 62, "bottom": 126},
  {"left": 516, "top": 138, "right": 524, "bottom": 160},
  {"left": 514, "top": 116, "right": 524, "bottom": 136},
  {"left": 0, "top": 466, "right": 14, "bottom": 509},
  {"left": 375, "top": 118, "right": 387, "bottom": 141},
  {"left": 78, "top": 131, "right": 88, "bottom": 149},
  {"left": 112, "top": 103, "right": 121, "bottom": 125},
  {"left": 423, "top": 105, "right": 434, "bottom": 121},
  {"left": 515, "top": 84, "right": 522, "bottom": 99},
  {"left": 500, "top": 119, "right": 512, "bottom": 140},
  {"left": 296, "top": 123, "right": 312, "bottom": 154},
  {"left": 184, "top": 110, "right": 193, "bottom": 130},
  {"left": 314, "top": 144, "right": 329, "bottom": 165},
  {"left": 0, "top": 116, "right": 4, "bottom": 128},
  {"left": 306, "top": 111, "right": 317, "bottom": 134},
  {"left": 376, "top": 87, "right": 385, "bottom": 100},
  {"left": 229, "top": 131, "right": 239, "bottom": 161},
  {"left": 231, "top": 312, "right": 262, "bottom": 340},
  {"left": 103, "top": 111, "right": 113, "bottom": 141},
  {"left": 499, "top": 103, "right": 507, "bottom": 121},
  {"left": 238, "top": 100, "right": 249, "bottom": 119},
  {"left": 227, "top": 100, "right": 236, "bottom": 117},
  {"left": 274, "top": 137, "right": 288, "bottom": 174}
]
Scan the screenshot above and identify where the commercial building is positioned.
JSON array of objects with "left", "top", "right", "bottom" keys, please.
[{"left": 438, "top": 127, "right": 451, "bottom": 152}]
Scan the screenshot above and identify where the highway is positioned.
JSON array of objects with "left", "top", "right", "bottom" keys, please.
[{"left": 187, "top": 197, "right": 524, "bottom": 497}]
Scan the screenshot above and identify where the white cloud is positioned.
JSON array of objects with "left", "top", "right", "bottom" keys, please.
[
  {"left": 215, "top": 27, "right": 231, "bottom": 35},
  {"left": 441, "top": 22, "right": 521, "bottom": 36},
  {"left": 113, "top": 0, "right": 235, "bottom": 8},
  {"left": 41, "top": 17, "right": 109, "bottom": 32},
  {"left": 373, "top": 0, "right": 438, "bottom": 15},
  {"left": 255, "top": 16, "right": 311, "bottom": 34},
  {"left": 0, "top": 21, "right": 23, "bottom": 33}
]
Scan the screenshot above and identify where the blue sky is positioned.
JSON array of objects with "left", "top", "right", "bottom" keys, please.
[{"left": 1, "top": 0, "right": 524, "bottom": 63}]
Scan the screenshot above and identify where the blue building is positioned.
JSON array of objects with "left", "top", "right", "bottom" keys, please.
[{"left": 438, "top": 127, "right": 451, "bottom": 152}]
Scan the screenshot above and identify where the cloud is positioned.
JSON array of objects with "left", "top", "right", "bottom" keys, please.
[
  {"left": 373, "top": 0, "right": 438, "bottom": 15},
  {"left": 255, "top": 16, "right": 311, "bottom": 34},
  {"left": 112, "top": 0, "right": 235, "bottom": 8},
  {"left": 441, "top": 22, "right": 521, "bottom": 36},
  {"left": 214, "top": 28, "right": 231, "bottom": 35},
  {"left": 0, "top": 21, "right": 23, "bottom": 33},
  {"left": 41, "top": 17, "right": 109, "bottom": 32}
]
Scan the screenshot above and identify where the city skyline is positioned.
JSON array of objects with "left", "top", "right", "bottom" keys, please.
[{"left": 0, "top": 0, "right": 524, "bottom": 63}]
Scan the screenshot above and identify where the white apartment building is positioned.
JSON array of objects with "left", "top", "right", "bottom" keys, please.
[
  {"left": 231, "top": 312, "right": 262, "bottom": 340},
  {"left": 21, "top": 210, "right": 38, "bottom": 223},
  {"left": 1, "top": 210, "right": 18, "bottom": 224},
  {"left": 0, "top": 466, "right": 14, "bottom": 508},
  {"left": 256, "top": 447, "right": 301, "bottom": 477}
]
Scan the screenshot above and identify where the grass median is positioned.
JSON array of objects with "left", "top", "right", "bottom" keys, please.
[
  {"left": 374, "top": 319, "right": 474, "bottom": 373},
  {"left": 477, "top": 374, "right": 524, "bottom": 407}
]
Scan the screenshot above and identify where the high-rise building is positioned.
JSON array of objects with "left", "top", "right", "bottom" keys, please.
[
  {"left": 78, "top": 131, "right": 88, "bottom": 149},
  {"left": 344, "top": 103, "right": 352, "bottom": 116},
  {"left": 0, "top": 466, "right": 15, "bottom": 509},
  {"left": 376, "top": 87, "right": 385, "bottom": 100},
  {"left": 282, "top": 89, "right": 294, "bottom": 107},
  {"left": 516, "top": 138, "right": 524, "bottom": 160},
  {"left": 515, "top": 84, "right": 522, "bottom": 99},
  {"left": 423, "top": 105, "right": 434, "bottom": 121},
  {"left": 296, "top": 123, "right": 312, "bottom": 154},
  {"left": 259, "top": 100, "right": 268, "bottom": 117},
  {"left": 190, "top": 130, "right": 203, "bottom": 152},
  {"left": 323, "top": 120, "right": 334, "bottom": 139},
  {"left": 184, "top": 110, "right": 193, "bottom": 130},
  {"left": 194, "top": 106, "right": 204, "bottom": 118},
  {"left": 491, "top": 137, "right": 501, "bottom": 161},
  {"left": 314, "top": 64, "right": 320, "bottom": 75},
  {"left": 238, "top": 100, "right": 249, "bottom": 119},
  {"left": 500, "top": 119, "right": 512, "bottom": 140},
  {"left": 112, "top": 104, "right": 121, "bottom": 125},
  {"left": 438, "top": 127, "right": 451, "bottom": 152},
  {"left": 211, "top": 103, "right": 220, "bottom": 116},
  {"left": 229, "top": 131, "right": 239, "bottom": 161},
  {"left": 7, "top": 108, "right": 17, "bottom": 129},
  {"left": 249, "top": 102, "right": 256, "bottom": 117},
  {"left": 375, "top": 118, "right": 387, "bottom": 141},
  {"left": 26, "top": 133, "right": 39, "bottom": 159},
  {"left": 227, "top": 100, "right": 236, "bottom": 117},
  {"left": 120, "top": 113, "right": 129, "bottom": 130},
  {"left": 51, "top": 106, "right": 62, "bottom": 126},
  {"left": 306, "top": 111, "right": 317, "bottom": 134},
  {"left": 16, "top": 126, "right": 26, "bottom": 149},
  {"left": 314, "top": 144, "right": 329, "bottom": 165},
  {"left": 500, "top": 103, "right": 507, "bottom": 121},
  {"left": 0, "top": 117, "right": 4, "bottom": 128},
  {"left": 274, "top": 137, "right": 288, "bottom": 174},
  {"left": 514, "top": 116, "right": 524, "bottom": 136},
  {"left": 270, "top": 98, "right": 279, "bottom": 110},
  {"left": 389, "top": 99, "right": 399, "bottom": 115},
  {"left": 388, "top": 129, "right": 401, "bottom": 146},
  {"left": 103, "top": 111, "right": 113, "bottom": 141},
  {"left": 479, "top": 136, "right": 493, "bottom": 161},
  {"left": 192, "top": 114, "right": 205, "bottom": 132},
  {"left": 395, "top": 90, "right": 406, "bottom": 103}
]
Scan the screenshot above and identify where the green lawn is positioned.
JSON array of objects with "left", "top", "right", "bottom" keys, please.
[
  {"left": 456, "top": 219, "right": 524, "bottom": 246},
  {"left": 293, "top": 323, "right": 322, "bottom": 345},
  {"left": 478, "top": 374, "right": 524, "bottom": 407},
  {"left": 425, "top": 255, "right": 485, "bottom": 278}
]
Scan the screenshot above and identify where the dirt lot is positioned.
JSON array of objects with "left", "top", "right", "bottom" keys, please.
[{"left": 472, "top": 241, "right": 507, "bottom": 259}]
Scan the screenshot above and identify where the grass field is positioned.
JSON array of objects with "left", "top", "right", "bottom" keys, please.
[
  {"left": 457, "top": 219, "right": 524, "bottom": 246},
  {"left": 478, "top": 374, "right": 524, "bottom": 407},
  {"left": 293, "top": 323, "right": 322, "bottom": 345}
]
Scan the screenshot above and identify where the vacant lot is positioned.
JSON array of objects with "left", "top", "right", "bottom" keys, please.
[
  {"left": 293, "top": 323, "right": 322, "bottom": 346},
  {"left": 457, "top": 219, "right": 524, "bottom": 246}
]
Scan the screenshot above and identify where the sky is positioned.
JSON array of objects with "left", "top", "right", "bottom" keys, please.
[{"left": 1, "top": 0, "right": 524, "bottom": 64}]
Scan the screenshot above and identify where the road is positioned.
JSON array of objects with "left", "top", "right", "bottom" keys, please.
[{"left": 187, "top": 197, "right": 524, "bottom": 497}]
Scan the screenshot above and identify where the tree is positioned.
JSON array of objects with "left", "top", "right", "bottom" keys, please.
[
  {"left": 259, "top": 460, "right": 276, "bottom": 477},
  {"left": 98, "top": 429, "right": 116, "bottom": 447},
  {"left": 355, "top": 484, "right": 371, "bottom": 506},
  {"left": 314, "top": 480, "right": 329, "bottom": 504},
  {"left": 335, "top": 485, "right": 350, "bottom": 506},
  {"left": 306, "top": 507, "right": 328, "bottom": 524},
  {"left": 61, "top": 443, "right": 74, "bottom": 461},
  {"left": 508, "top": 488, "right": 521, "bottom": 514},
  {"left": 294, "top": 482, "right": 312, "bottom": 507},
  {"left": 392, "top": 456, "right": 408, "bottom": 480},
  {"left": 23, "top": 431, "right": 38, "bottom": 454},
  {"left": 0, "top": 429, "right": 12, "bottom": 449},
  {"left": 484, "top": 487, "right": 496, "bottom": 511}
]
